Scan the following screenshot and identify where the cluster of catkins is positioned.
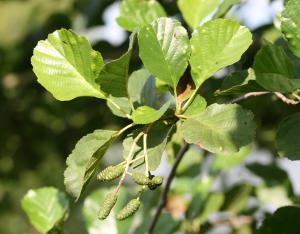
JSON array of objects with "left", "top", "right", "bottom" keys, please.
[{"left": 97, "top": 164, "right": 163, "bottom": 220}]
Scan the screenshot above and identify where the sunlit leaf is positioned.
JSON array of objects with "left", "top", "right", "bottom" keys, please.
[
  {"left": 190, "top": 19, "right": 252, "bottom": 87},
  {"left": 138, "top": 17, "right": 191, "bottom": 88},
  {"left": 177, "top": 0, "right": 218, "bottom": 29},
  {"left": 182, "top": 95, "right": 207, "bottom": 117},
  {"left": 21, "top": 187, "right": 69, "bottom": 234},
  {"left": 117, "top": 0, "right": 166, "bottom": 32},
  {"left": 31, "top": 29, "right": 105, "bottom": 101}
]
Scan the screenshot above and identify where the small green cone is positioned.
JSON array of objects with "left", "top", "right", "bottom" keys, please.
[
  {"left": 116, "top": 198, "right": 140, "bottom": 220},
  {"left": 97, "top": 165, "right": 125, "bottom": 182},
  {"left": 132, "top": 172, "right": 151, "bottom": 185},
  {"left": 98, "top": 193, "right": 118, "bottom": 220},
  {"left": 148, "top": 176, "right": 163, "bottom": 190}
]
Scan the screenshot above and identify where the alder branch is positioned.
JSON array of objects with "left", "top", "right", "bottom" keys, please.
[
  {"left": 228, "top": 91, "right": 269, "bottom": 103},
  {"left": 274, "top": 92, "right": 300, "bottom": 105},
  {"left": 146, "top": 142, "right": 190, "bottom": 234}
]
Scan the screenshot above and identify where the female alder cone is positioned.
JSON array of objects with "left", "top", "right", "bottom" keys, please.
[
  {"left": 148, "top": 176, "right": 163, "bottom": 190},
  {"left": 132, "top": 172, "right": 151, "bottom": 185},
  {"left": 117, "top": 198, "right": 141, "bottom": 220},
  {"left": 98, "top": 193, "right": 118, "bottom": 220},
  {"left": 97, "top": 165, "right": 125, "bottom": 182}
]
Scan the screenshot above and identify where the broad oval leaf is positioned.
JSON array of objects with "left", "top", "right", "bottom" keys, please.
[
  {"left": 131, "top": 101, "right": 171, "bottom": 124},
  {"left": 183, "top": 95, "right": 207, "bottom": 117},
  {"left": 276, "top": 112, "right": 300, "bottom": 161},
  {"left": 281, "top": 0, "right": 300, "bottom": 58},
  {"left": 179, "top": 104, "right": 255, "bottom": 154},
  {"left": 116, "top": 0, "right": 166, "bottom": 32},
  {"left": 64, "top": 129, "right": 118, "bottom": 200},
  {"left": 107, "top": 96, "right": 132, "bottom": 118},
  {"left": 190, "top": 19, "right": 252, "bottom": 87},
  {"left": 31, "top": 29, "right": 105, "bottom": 101},
  {"left": 257, "top": 206, "right": 300, "bottom": 234},
  {"left": 21, "top": 187, "right": 69, "bottom": 234},
  {"left": 177, "top": 0, "right": 219, "bottom": 29},
  {"left": 138, "top": 17, "right": 191, "bottom": 88}
]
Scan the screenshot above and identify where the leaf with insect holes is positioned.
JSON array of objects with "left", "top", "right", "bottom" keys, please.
[
  {"left": 190, "top": 19, "right": 252, "bottom": 87},
  {"left": 117, "top": 0, "right": 166, "bottom": 32},
  {"left": 138, "top": 17, "right": 191, "bottom": 89},
  {"left": 177, "top": 0, "right": 219, "bottom": 29},
  {"left": 31, "top": 29, "right": 105, "bottom": 101},
  {"left": 64, "top": 130, "right": 118, "bottom": 200},
  {"left": 21, "top": 187, "right": 69, "bottom": 234},
  {"left": 179, "top": 104, "right": 255, "bottom": 154}
]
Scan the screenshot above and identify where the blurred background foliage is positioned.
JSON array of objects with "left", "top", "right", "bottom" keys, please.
[{"left": 1, "top": 0, "right": 300, "bottom": 233}]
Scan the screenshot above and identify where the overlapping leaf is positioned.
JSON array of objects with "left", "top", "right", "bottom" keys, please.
[
  {"left": 276, "top": 112, "right": 300, "bottom": 161},
  {"left": 281, "top": 0, "right": 300, "bottom": 58},
  {"left": 213, "top": 0, "right": 241, "bottom": 19},
  {"left": 190, "top": 19, "right": 252, "bottom": 87},
  {"left": 179, "top": 104, "right": 255, "bottom": 154},
  {"left": 21, "top": 187, "right": 69, "bottom": 234},
  {"left": 31, "top": 29, "right": 105, "bottom": 101},
  {"left": 138, "top": 17, "right": 191, "bottom": 89},
  {"left": 64, "top": 130, "right": 118, "bottom": 200},
  {"left": 117, "top": 0, "right": 166, "bottom": 32},
  {"left": 183, "top": 95, "right": 207, "bottom": 117},
  {"left": 131, "top": 101, "right": 170, "bottom": 124},
  {"left": 253, "top": 44, "right": 300, "bottom": 93},
  {"left": 177, "top": 0, "right": 218, "bottom": 29}
]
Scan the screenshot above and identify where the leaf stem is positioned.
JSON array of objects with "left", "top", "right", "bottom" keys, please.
[
  {"left": 115, "top": 132, "right": 144, "bottom": 193},
  {"left": 146, "top": 142, "right": 190, "bottom": 234},
  {"left": 181, "top": 88, "right": 198, "bottom": 113},
  {"left": 117, "top": 123, "right": 136, "bottom": 136}
]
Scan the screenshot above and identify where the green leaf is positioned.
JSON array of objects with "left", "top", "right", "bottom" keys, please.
[
  {"left": 138, "top": 17, "right": 191, "bottom": 88},
  {"left": 116, "top": 0, "right": 166, "bottom": 32},
  {"left": 106, "top": 96, "right": 132, "bottom": 118},
  {"left": 83, "top": 188, "right": 132, "bottom": 234},
  {"left": 131, "top": 101, "right": 170, "bottom": 124},
  {"left": 276, "top": 112, "right": 300, "bottom": 161},
  {"left": 177, "top": 0, "right": 218, "bottom": 29},
  {"left": 183, "top": 95, "right": 207, "bottom": 117},
  {"left": 179, "top": 104, "right": 255, "bottom": 154},
  {"left": 21, "top": 187, "right": 69, "bottom": 234},
  {"left": 210, "top": 145, "right": 251, "bottom": 173},
  {"left": 217, "top": 69, "right": 264, "bottom": 95},
  {"left": 31, "top": 29, "right": 105, "bottom": 101},
  {"left": 281, "top": 0, "right": 300, "bottom": 58},
  {"left": 97, "top": 50, "right": 132, "bottom": 98},
  {"left": 190, "top": 19, "right": 252, "bottom": 87},
  {"left": 257, "top": 206, "right": 300, "bottom": 234},
  {"left": 128, "top": 69, "right": 156, "bottom": 108},
  {"left": 123, "top": 123, "right": 172, "bottom": 171},
  {"left": 253, "top": 44, "right": 300, "bottom": 93},
  {"left": 64, "top": 129, "right": 118, "bottom": 200},
  {"left": 198, "top": 193, "right": 225, "bottom": 223},
  {"left": 213, "top": 0, "right": 241, "bottom": 19}
]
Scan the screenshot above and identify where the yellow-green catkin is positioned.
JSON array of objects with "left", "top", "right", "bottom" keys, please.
[
  {"left": 97, "top": 165, "right": 125, "bottom": 182},
  {"left": 98, "top": 193, "right": 118, "bottom": 220},
  {"left": 148, "top": 176, "right": 163, "bottom": 190},
  {"left": 116, "top": 198, "right": 141, "bottom": 220},
  {"left": 132, "top": 172, "right": 151, "bottom": 185}
]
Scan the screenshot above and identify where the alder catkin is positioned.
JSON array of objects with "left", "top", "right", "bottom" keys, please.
[
  {"left": 132, "top": 172, "right": 151, "bottom": 185},
  {"left": 148, "top": 176, "right": 163, "bottom": 190},
  {"left": 116, "top": 198, "right": 141, "bottom": 220},
  {"left": 98, "top": 193, "right": 118, "bottom": 220},
  {"left": 97, "top": 165, "right": 125, "bottom": 182}
]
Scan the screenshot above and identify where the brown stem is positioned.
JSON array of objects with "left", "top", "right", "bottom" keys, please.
[{"left": 146, "top": 142, "right": 190, "bottom": 234}]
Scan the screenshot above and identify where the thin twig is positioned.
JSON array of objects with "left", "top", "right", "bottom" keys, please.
[
  {"left": 146, "top": 142, "right": 190, "bottom": 234},
  {"left": 275, "top": 92, "right": 300, "bottom": 105},
  {"left": 228, "top": 91, "right": 269, "bottom": 104}
]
